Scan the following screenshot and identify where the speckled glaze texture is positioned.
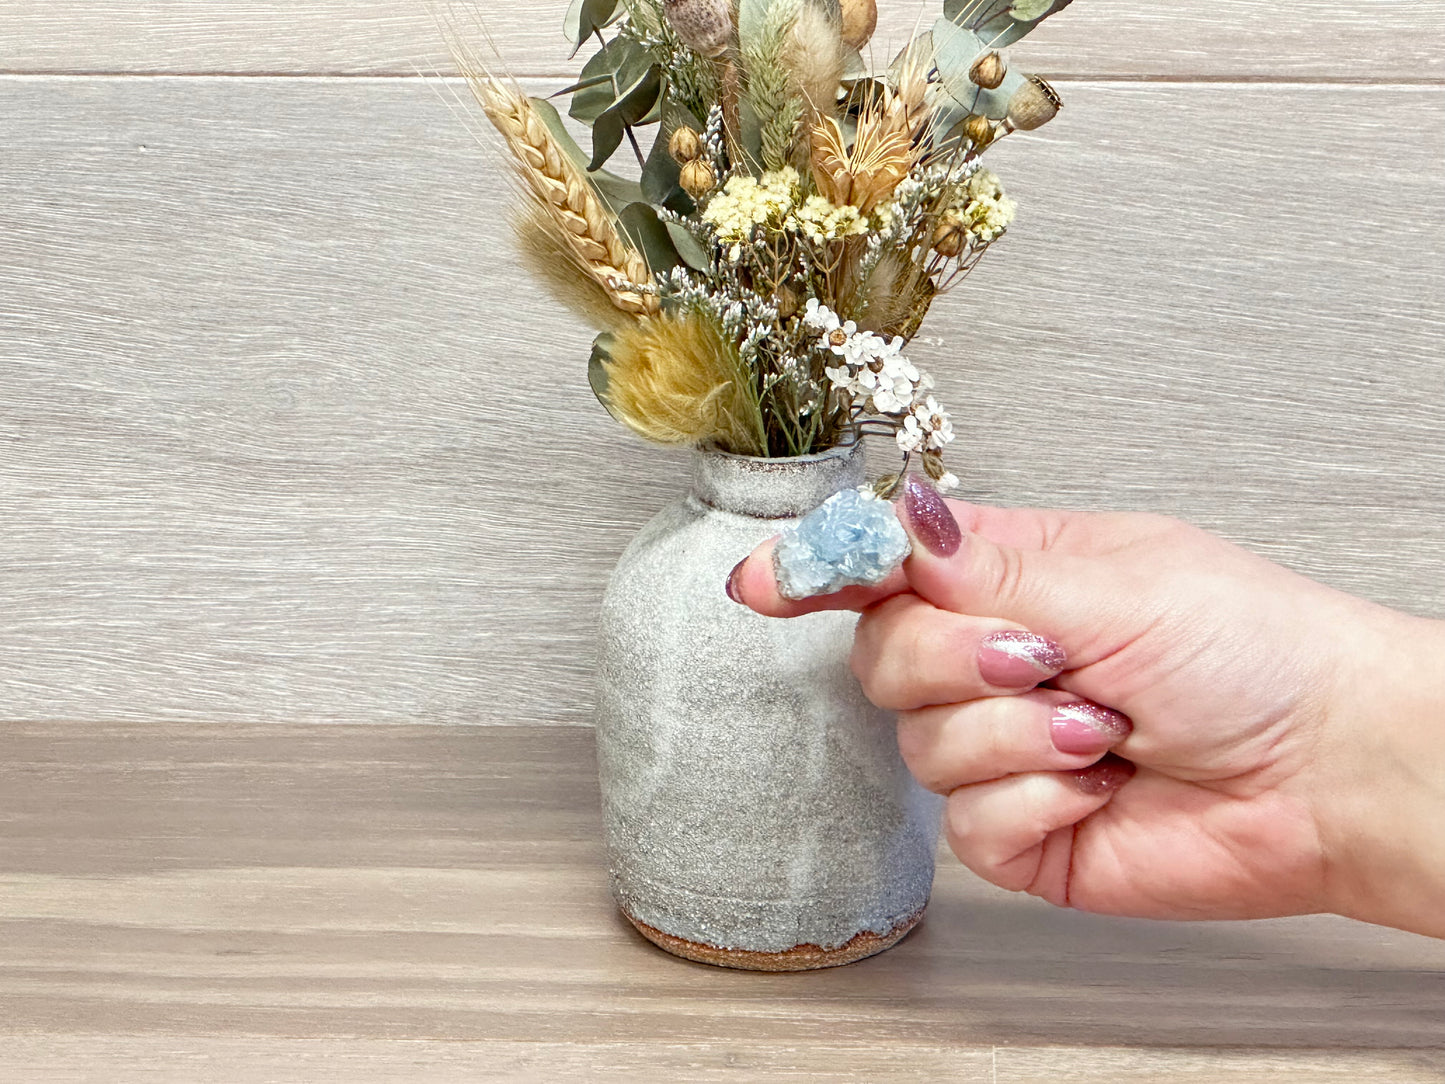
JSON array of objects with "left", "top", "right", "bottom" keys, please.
[{"left": 595, "top": 443, "right": 942, "bottom": 968}]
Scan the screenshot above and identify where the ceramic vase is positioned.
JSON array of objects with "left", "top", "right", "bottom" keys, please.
[{"left": 594, "top": 441, "right": 943, "bottom": 971}]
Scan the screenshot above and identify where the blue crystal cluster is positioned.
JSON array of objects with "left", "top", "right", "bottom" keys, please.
[{"left": 772, "top": 487, "right": 912, "bottom": 600}]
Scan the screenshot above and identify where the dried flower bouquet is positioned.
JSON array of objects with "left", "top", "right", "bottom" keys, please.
[{"left": 461, "top": 0, "right": 1074, "bottom": 494}]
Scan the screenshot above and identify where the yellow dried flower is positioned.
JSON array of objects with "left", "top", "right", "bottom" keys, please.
[
  {"left": 699, "top": 167, "right": 801, "bottom": 243},
  {"left": 789, "top": 194, "right": 868, "bottom": 244},
  {"left": 958, "top": 170, "right": 1017, "bottom": 244}
]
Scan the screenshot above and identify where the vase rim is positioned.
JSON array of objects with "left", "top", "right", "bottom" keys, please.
[
  {"left": 697, "top": 435, "right": 860, "bottom": 467},
  {"left": 691, "top": 438, "right": 866, "bottom": 519}
]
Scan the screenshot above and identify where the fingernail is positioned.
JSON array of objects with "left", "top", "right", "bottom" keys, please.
[
  {"left": 1066, "top": 754, "right": 1136, "bottom": 796},
  {"left": 901, "top": 476, "right": 962, "bottom": 557},
  {"left": 725, "top": 558, "right": 746, "bottom": 604},
  {"left": 1051, "top": 702, "right": 1133, "bottom": 755},
  {"left": 977, "top": 630, "right": 1066, "bottom": 687}
]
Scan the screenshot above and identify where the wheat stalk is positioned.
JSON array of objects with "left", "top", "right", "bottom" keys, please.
[{"left": 475, "top": 79, "right": 659, "bottom": 317}]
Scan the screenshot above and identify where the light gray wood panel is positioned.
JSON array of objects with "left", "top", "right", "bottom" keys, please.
[
  {"left": 0, "top": 76, "right": 1441, "bottom": 725},
  {"left": 4, "top": 1041, "right": 1443, "bottom": 1084},
  {"left": 1, "top": 0, "right": 1443, "bottom": 80},
  {"left": 2, "top": 722, "right": 1444, "bottom": 1080}
]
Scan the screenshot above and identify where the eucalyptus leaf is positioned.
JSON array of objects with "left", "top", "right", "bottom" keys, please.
[
  {"left": 587, "top": 332, "right": 623, "bottom": 422},
  {"left": 665, "top": 221, "right": 713, "bottom": 272},
  {"left": 932, "top": 18, "right": 985, "bottom": 109},
  {"left": 588, "top": 112, "right": 627, "bottom": 173},
  {"left": 618, "top": 202, "right": 685, "bottom": 275},
  {"left": 933, "top": 17, "right": 1026, "bottom": 119},
  {"left": 584, "top": 62, "right": 664, "bottom": 171},
  {"left": 590, "top": 170, "right": 646, "bottom": 215},
  {"left": 570, "top": 36, "right": 652, "bottom": 123},
  {"left": 611, "top": 62, "right": 665, "bottom": 125},
  {"left": 587, "top": 62, "right": 665, "bottom": 170},
  {"left": 1009, "top": 0, "right": 1054, "bottom": 19},
  {"left": 565, "top": 0, "right": 624, "bottom": 54},
  {"left": 942, "top": 0, "right": 1076, "bottom": 49}
]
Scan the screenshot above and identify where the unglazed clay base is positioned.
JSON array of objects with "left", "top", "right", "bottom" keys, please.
[{"left": 625, "top": 907, "right": 925, "bottom": 972}]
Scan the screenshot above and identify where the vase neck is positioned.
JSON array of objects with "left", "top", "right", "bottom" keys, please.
[{"left": 691, "top": 442, "right": 865, "bottom": 519}]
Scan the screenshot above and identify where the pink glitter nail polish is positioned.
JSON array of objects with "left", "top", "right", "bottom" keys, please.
[
  {"left": 1051, "top": 702, "right": 1132, "bottom": 755},
  {"left": 1067, "top": 755, "right": 1136, "bottom": 796},
  {"left": 977, "top": 630, "right": 1066, "bottom": 688},
  {"left": 901, "top": 476, "right": 962, "bottom": 557}
]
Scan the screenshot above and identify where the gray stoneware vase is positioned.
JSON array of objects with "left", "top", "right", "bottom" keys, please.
[{"left": 595, "top": 441, "right": 943, "bottom": 971}]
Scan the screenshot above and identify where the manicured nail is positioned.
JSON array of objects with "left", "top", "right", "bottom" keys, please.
[
  {"left": 977, "top": 630, "right": 1066, "bottom": 687},
  {"left": 1066, "top": 754, "right": 1136, "bottom": 796},
  {"left": 725, "top": 558, "right": 746, "bottom": 603},
  {"left": 901, "top": 476, "right": 962, "bottom": 557},
  {"left": 1051, "top": 702, "right": 1133, "bottom": 755}
]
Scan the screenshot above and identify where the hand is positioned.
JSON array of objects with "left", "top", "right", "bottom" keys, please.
[{"left": 727, "top": 479, "right": 1445, "bottom": 937}]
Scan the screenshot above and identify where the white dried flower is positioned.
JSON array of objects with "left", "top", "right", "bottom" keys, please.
[
  {"left": 902, "top": 395, "right": 954, "bottom": 451},
  {"left": 802, "top": 298, "right": 841, "bottom": 332}
]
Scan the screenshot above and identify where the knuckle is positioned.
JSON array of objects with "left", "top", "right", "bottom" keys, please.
[{"left": 895, "top": 710, "right": 952, "bottom": 794}]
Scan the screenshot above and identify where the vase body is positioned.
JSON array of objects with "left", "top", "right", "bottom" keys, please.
[{"left": 594, "top": 442, "right": 943, "bottom": 971}]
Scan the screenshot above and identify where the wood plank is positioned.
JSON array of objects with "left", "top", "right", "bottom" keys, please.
[
  {"left": 1, "top": 1039, "right": 1442, "bottom": 1083},
  {"left": 0, "top": 77, "right": 1441, "bottom": 724},
  {"left": 1, "top": 0, "right": 1442, "bottom": 81},
  {"left": 1, "top": 722, "right": 1443, "bottom": 1077}
]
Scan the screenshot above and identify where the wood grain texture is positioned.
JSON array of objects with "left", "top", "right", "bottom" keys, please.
[
  {"left": 2, "top": 722, "right": 1444, "bottom": 1080},
  {"left": 0, "top": 75, "right": 1441, "bottom": 724},
  {"left": 1, "top": 0, "right": 1443, "bottom": 80}
]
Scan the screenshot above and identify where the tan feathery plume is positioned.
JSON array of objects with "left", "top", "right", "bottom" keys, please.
[
  {"left": 785, "top": 2, "right": 846, "bottom": 119},
  {"left": 473, "top": 78, "right": 659, "bottom": 317},
  {"left": 601, "top": 310, "right": 765, "bottom": 454}
]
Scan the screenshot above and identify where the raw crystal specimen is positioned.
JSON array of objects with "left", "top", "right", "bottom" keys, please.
[{"left": 773, "top": 487, "right": 912, "bottom": 600}]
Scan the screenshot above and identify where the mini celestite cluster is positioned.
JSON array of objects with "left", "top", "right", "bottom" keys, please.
[{"left": 773, "top": 487, "right": 912, "bottom": 599}]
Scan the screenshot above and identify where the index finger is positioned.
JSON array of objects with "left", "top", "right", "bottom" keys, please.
[{"left": 726, "top": 537, "right": 909, "bottom": 617}]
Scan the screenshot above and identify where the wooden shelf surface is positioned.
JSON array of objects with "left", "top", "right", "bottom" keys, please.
[{"left": 4, "top": 721, "right": 1444, "bottom": 1081}]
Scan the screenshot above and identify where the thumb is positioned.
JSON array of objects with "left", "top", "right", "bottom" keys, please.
[{"left": 899, "top": 479, "right": 1151, "bottom": 664}]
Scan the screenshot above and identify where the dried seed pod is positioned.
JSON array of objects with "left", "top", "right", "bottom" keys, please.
[
  {"left": 664, "top": 0, "right": 733, "bottom": 58},
  {"left": 932, "top": 215, "right": 966, "bottom": 258},
  {"left": 964, "top": 113, "right": 996, "bottom": 149},
  {"left": 969, "top": 51, "right": 1006, "bottom": 90},
  {"left": 839, "top": 0, "right": 878, "bottom": 50},
  {"left": 774, "top": 283, "right": 800, "bottom": 320},
  {"left": 668, "top": 126, "right": 702, "bottom": 164},
  {"left": 1006, "top": 75, "right": 1062, "bottom": 131},
  {"left": 680, "top": 159, "right": 718, "bottom": 198}
]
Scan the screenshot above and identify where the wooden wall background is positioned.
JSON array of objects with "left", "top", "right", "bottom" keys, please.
[{"left": 1, "top": 1, "right": 1442, "bottom": 726}]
